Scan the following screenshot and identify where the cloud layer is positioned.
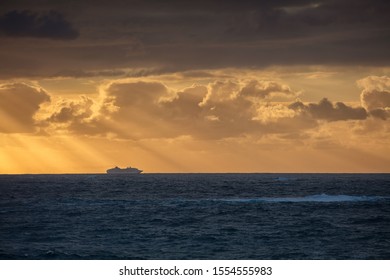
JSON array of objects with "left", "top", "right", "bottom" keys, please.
[
  {"left": 39, "top": 78, "right": 380, "bottom": 140},
  {"left": 0, "top": 0, "right": 389, "bottom": 78},
  {"left": 0, "top": 10, "right": 79, "bottom": 40},
  {"left": 2, "top": 76, "right": 388, "bottom": 140}
]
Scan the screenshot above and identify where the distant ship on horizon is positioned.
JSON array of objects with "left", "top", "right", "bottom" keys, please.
[{"left": 106, "top": 166, "right": 143, "bottom": 174}]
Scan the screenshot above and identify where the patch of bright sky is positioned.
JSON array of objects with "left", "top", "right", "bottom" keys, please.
[{"left": 38, "top": 77, "right": 101, "bottom": 97}]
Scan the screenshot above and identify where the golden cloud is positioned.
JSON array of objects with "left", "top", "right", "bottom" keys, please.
[
  {"left": 358, "top": 76, "right": 390, "bottom": 119},
  {"left": 0, "top": 82, "right": 50, "bottom": 133}
]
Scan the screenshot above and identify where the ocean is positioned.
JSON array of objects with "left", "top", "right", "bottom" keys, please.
[{"left": 0, "top": 173, "right": 389, "bottom": 259}]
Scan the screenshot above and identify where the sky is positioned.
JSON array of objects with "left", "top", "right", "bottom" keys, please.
[{"left": 0, "top": 0, "right": 389, "bottom": 173}]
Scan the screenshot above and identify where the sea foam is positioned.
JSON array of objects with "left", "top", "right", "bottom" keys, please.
[{"left": 217, "top": 194, "right": 387, "bottom": 203}]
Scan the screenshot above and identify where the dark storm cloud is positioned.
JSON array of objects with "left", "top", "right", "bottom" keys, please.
[
  {"left": 0, "top": 0, "right": 389, "bottom": 78},
  {"left": 0, "top": 10, "right": 79, "bottom": 40},
  {"left": 98, "top": 0, "right": 390, "bottom": 43}
]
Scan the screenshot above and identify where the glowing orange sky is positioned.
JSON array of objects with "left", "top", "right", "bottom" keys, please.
[
  {"left": 0, "top": 1, "right": 389, "bottom": 173},
  {"left": 1, "top": 71, "right": 390, "bottom": 173}
]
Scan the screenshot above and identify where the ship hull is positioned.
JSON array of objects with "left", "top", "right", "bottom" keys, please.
[{"left": 106, "top": 170, "right": 142, "bottom": 174}]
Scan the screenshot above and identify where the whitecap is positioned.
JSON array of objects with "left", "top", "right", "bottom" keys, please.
[{"left": 217, "top": 194, "right": 387, "bottom": 203}]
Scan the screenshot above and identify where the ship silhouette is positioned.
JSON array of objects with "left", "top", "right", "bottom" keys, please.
[{"left": 106, "top": 166, "right": 143, "bottom": 174}]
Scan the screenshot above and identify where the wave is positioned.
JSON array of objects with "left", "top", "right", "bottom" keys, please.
[{"left": 216, "top": 194, "right": 388, "bottom": 203}]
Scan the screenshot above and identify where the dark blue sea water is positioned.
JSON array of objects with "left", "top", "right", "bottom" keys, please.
[{"left": 1, "top": 173, "right": 389, "bottom": 259}]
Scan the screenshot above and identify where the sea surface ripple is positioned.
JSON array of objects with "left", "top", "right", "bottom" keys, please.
[{"left": 1, "top": 173, "right": 389, "bottom": 259}]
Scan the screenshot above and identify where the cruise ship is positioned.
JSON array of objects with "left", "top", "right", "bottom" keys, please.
[{"left": 106, "top": 166, "right": 143, "bottom": 174}]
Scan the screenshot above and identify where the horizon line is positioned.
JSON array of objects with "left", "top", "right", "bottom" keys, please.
[{"left": 1, "top": 172, "right": 389, "bottom": 175}]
